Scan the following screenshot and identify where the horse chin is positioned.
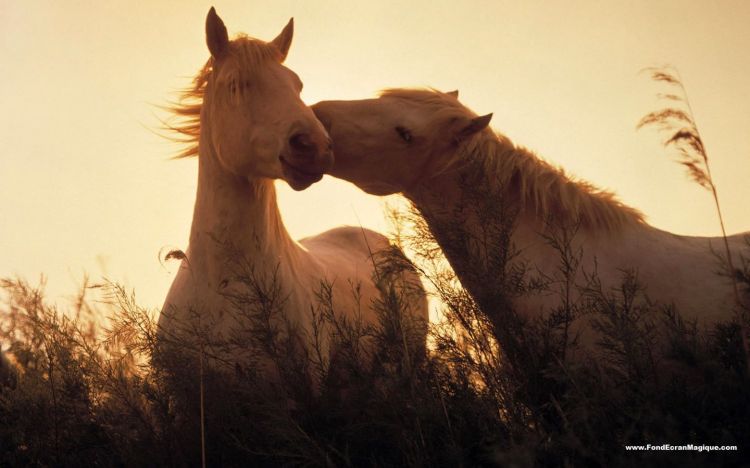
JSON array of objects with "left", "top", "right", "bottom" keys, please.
[
  {"left": 280, "top": 157, "right": 324, "bottom": 191},
  {"left": 285, "top": 174, "right": 323, "bottom": 191},
  {"left": 357, "top": 181, "right": 400, "bottom": 196}
]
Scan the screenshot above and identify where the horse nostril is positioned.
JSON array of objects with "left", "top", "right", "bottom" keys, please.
[{"left": 289, "top": 132, "right": 314, "bottom": 152}]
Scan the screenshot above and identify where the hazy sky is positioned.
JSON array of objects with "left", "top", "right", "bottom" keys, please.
[{"left": 2, "top": 0, "right": 749, "bottom": 308}]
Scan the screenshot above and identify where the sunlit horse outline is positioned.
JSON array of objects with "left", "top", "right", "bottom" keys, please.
[
  {"left": 160, "top": 10, "right": 427, "bottom": 372},
  {"left": 313, "top": 88, "right": 747, "bottom": 354}
]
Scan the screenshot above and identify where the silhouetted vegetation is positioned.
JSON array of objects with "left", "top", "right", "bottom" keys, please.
[
  {"left": 2, "top": 206, "right": 748, "bottom": 467},
  {"left": 637, "top": 65, "right": 750, "bottom": 366}
]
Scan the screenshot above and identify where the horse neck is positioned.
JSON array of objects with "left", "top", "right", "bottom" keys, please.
[
  {"left": 405, "top": 132, "right": 642, "bottom": 306},
  {"left": 188, "top": 129, "right": 302, "bottom": 284},
  {"left": 406, "top": 163, "right": 511, "bottom": 309},
  {"left": 407, "top": 133, "right": 534, "bottom": 248}
]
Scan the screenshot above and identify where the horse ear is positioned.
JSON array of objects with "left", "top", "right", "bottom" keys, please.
[
  {"left": 271, "top": 18, "right": 294, "bottom": 61},
  {"left": 457, "top": 113, "right": 493, "bottom": 140},
  {"left": 447, "top": 90, "right": 459, "bottom": 98},
  {"left": 206, "top": 7, "right": 229, "bottom": 59}
]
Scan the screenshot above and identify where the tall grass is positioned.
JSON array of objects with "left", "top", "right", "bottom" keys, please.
[
  {"left": 637, "top": 65, "right": 750, "bottom": 369},
  {"left": 2, "top": 212, "right": 748, "bottom": 466}
]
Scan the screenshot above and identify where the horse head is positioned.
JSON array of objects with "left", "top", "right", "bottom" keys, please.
[
  {"left": 312, "top": 89, "right": 491, "bottom": 195},
  {"left": 203, "top": 8, "right": 332, "bottom": 190}
]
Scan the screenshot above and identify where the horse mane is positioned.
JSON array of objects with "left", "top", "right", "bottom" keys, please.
[
  {"left": 379, "top": 88, "right": 462, "bottom": 107},
  {"left": 380, "top": 88, "right": 645, "bottom": 231},
  {"left": 165, "top": 35, "right": 282, "bottom": 158},
  {"left": 465, "top": 132, "right": 645, "bottom": 231}
]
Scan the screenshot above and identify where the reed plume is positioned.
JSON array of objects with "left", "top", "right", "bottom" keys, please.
[{"left": 637, "top": 65, "right": 749, "bottom": 368}]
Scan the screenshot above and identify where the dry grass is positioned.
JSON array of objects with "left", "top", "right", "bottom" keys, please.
[
  {"left": 1, "top": 216, "right": 748, "bottom": 466},
  {"left": 637, "top": 65, "right": 750, "bottom": 370}
]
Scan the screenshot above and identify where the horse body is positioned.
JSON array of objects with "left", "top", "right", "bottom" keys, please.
[
  {"left": 313, "top": 89, "right": 746, "bottom": 351},
  {"left": 162, "top": 172, "right": 394, "bottom": 358},
  {"left": 161, "top": 10, "right": 426, "bottom": 369}
]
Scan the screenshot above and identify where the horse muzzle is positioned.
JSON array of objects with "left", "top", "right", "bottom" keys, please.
[{"left": 279, "top": 156, "right": 324, "bottom": 190}]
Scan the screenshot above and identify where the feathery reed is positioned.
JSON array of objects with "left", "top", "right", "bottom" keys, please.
[{"left": 637, "top": 65, "right": 749, "bottom": 369}]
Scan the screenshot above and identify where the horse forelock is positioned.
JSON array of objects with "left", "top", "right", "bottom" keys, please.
[{"left": 165, "top": 36, "right": 282, "bottom": 159}]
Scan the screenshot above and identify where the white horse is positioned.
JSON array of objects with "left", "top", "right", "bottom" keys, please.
[
  {"left": 160, "top": 10, "right": 426, "bottom": 370},
  {"left": 313, "top": 89, "right": 748, "bottom": 354}
]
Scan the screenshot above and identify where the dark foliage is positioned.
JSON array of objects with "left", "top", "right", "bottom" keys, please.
[{"left": 2, "top": 213, "right": 748, "bottom": 467}]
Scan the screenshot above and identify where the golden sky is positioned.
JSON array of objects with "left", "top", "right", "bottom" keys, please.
[{"left": 2, "top": 0, "right": 749, "bottom": 308}]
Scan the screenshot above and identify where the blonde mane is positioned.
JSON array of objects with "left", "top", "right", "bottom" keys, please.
[
  {"left": 382, "top": 88, "right": 645, "bottom": 232},
  {"left": 165, "top": 35, "right": 282, "bottom": 158},
  {"left": 468, "top": 135, "right": 645, "bottom": 231}
]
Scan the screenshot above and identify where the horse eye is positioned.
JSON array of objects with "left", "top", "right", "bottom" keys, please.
[
  {"left": 395, "top": 126, "right": 412, "bottom": 142},
  {"left": 229, "top": 80, "right": 250, "bottom": 95}
]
